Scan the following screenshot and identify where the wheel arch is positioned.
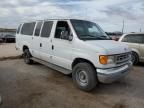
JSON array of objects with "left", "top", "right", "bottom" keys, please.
[
  {"left": 131, "top": 48, "right": 140, "bottom": 57},
  {"left": 23, "top": 45, "right": 29, "bottom": 52},
  {"left": 72, "top": 58, "right": 96, "bottom": 69}
]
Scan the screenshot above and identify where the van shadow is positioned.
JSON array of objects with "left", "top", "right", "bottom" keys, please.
[
  {"left": 90, "top": 74, "right": 143, "bottom": 100},
  {"left": 31, "top": 61, "right": 144, "bottom": 100},
  {"left": 137, "top": 62, "right": 144, "bottom": 67}
]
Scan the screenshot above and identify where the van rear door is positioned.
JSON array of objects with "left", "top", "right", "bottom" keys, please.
[{"left": 16, "top": 24, "right": 22, "bottom": 49}]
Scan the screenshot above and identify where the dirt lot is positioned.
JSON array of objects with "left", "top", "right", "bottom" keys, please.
[
  {"left": 0, "top": 59, "right": 143, "bottom": 108},
  {"left": 0, "top": 44, "right": 144, "bottom": 108},
  {"left": 0, "top": 43, "right": 22, "bottom": 58}
]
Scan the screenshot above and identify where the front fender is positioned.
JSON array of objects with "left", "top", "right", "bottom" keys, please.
[
  {"left": 72, "top": 50, "right": 99, "bottom": 68},
  {"left": 21, "top": 41, "right": 31, "bottom": 51}
]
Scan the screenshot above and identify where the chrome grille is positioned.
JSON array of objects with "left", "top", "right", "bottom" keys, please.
[{"left": 116, "top": 53, "right": 130, "bottom": 64}]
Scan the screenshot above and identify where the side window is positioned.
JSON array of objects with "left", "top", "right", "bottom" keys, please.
[
  {"left": 137, "top": 35, "right": 144, "bottom": 43},
  {"left": 55, "top": 21, "right": 70, "bottom": 40},
  {"left": 41, "top": 21, "right": 53, "bottom": 38},
  {"left": 21, "top": 22, "right": 36, "bottom": 35},
  {"left": 142, "top": 36, "right": 144, "bottom": 43},
  {"left": 34, "top": 21, "right": 43, "bottom": 36},
  {"left": 128, "top": 34, "right": 143, "bottom": 43},
  {"left": 16, "top": 24, "right": 22, "bottom": 34}
]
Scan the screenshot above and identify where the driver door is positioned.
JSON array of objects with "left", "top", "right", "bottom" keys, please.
[{"left": 52, "top": 21, "right": 73, "bottom": 70}]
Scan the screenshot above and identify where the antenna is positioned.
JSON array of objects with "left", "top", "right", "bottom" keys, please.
[
  {"left": 122, "top": 19, "right": 125, "bottom": 34},
  {"left": 140, "top": 28, "right": 142, "bottom": 32}
]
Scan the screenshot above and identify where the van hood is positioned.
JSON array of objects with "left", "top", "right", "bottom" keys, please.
[{"left": 85, "top": 40, "right": 131, "bottom": 54}]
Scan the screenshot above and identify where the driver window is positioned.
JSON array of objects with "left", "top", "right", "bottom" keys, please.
[{"left": 55, "top": 21, "right": 70, "bottom": 40}]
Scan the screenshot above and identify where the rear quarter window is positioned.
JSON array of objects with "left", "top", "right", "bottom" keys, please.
[{"left": 21, "top": 22, "right": 36, "bottom": 36}]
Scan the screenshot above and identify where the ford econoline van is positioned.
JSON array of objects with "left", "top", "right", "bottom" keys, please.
[{"left": 16, "top": 19, "right": 132, "bottom": 91}]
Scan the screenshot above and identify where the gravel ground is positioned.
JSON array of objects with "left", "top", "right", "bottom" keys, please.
[
  {"left": 0, "top": 59, "right": 144, "bottom": 108},
  {"left": 0, "top": 43, "right": 22, "bottom": 58}
]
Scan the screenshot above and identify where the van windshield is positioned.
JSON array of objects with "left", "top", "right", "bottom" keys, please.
[{"left": 71, "top": 20, "right": 110, "bottom": 40}]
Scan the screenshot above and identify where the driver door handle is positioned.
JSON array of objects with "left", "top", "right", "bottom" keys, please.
[
  {"left": 40, "top": 43, "right": 42, "bottom": 47},
  {"left": 52, "top": 45, "right": 54, "bottom": 50}
]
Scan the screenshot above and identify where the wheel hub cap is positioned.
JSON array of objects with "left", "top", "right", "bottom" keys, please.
[{"left": 77, "top": 70, "right": 88, "bottom": 86}]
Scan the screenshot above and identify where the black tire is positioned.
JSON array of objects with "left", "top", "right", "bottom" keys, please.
[
  {"left": 72, "top": 62, "right": 97, "bottom": 91},
  {"left": 23, "top": 49, "right": 33, "bottom": 64},
  {"left": 0, "top": 95, "right": 2, "bottom": 105},
  {"left": 131, "top": 52, "right": 139, "bottom": 65}
]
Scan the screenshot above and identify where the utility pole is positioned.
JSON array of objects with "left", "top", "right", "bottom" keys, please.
[
  {"left": 122, "top": 20, "right": 125, "bottom": 34},
  {"left": 140, "top": 28, "right": 142, "bottom": 32}
]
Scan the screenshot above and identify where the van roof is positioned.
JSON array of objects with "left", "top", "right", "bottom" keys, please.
[
  {"left": 21, "top": 19, "right": 90, "bottom": 24},
  {"left": 40, "top": 18, "right": 87, "bottom": 21}
]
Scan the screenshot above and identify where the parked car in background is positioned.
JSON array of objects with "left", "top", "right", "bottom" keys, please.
[
  {"left": 106, "top": 32, "right": 122, "bottom": 41},
  {"left": 119, "top": 33, "right": 144, "bottom": 64},
  {"left": 2, "top": 34, "right": 15, "bottom": 43},
  {"left": 0, "top": 38, "right": 2, "bottom": 43},
  {"left": 0, "top": 34, "right": 3, "bottom": 43}
]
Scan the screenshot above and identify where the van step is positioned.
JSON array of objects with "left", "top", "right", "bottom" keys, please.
[{"left": 31, "top": 57, "right": 72, "bottom": 75}]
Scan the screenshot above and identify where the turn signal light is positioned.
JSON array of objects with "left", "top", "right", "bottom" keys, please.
[{"left": 99, "top": 55, "right": 108, "bottom": 65}]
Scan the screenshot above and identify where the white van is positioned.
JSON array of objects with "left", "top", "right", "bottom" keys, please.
[{"left": 16, "top": 19, "right": 132, "bottom": 91}]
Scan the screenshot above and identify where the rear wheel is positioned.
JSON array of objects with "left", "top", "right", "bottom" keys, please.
[
  {"left": 23, "top": 49, "right": 33, "bottom": 64},
  {"left": 0, "top": 95, "right": 2, "bottom": 105},
  {"left": 72, "top": 62, "right": 97, "bottom": 91}
]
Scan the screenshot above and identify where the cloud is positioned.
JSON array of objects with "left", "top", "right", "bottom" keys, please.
[
  {"left": 0, "top": 0, "right": 71, "bottom": 28},
  {"left": 101, "top": 1, "right": 144, "bottom": 20},
  {"left": 0, "top": 0, "right": 144, "bottom": 32}
]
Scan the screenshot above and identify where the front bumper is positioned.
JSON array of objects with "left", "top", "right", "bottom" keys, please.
[{"left": 97, "top": 61, "right": 132, "bottom": 83}]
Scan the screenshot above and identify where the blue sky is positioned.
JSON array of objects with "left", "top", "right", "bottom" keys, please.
[{"left": 0, "top": 0, "right": 144, "bottom": 32}]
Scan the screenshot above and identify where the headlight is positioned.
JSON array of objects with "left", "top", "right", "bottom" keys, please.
[{"left": 99, "top": 55, "right": 115, "bottom": 65}]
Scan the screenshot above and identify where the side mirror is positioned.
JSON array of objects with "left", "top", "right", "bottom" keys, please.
[
  {"left": 61, "top": 31, "right": 73, "bottom": 41},
  {"left": 68, "top": 35, "right": 73, "bottom": 41},
  {"left": 61, "top": 31, "right": 68, "bottom": 39}
]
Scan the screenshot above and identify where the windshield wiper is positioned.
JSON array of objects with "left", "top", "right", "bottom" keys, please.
[
  {"left": 99, "top": 35, "right": 111, "bottom": 40},
  {"left": 79, "top": 34, "right": 111, "bottom": 40},
  {"left": 80, "top": 35, "right": 107, "bottom": 39},
  {"left": 79, "top": 34, "right": 96, "bottom": 37}
]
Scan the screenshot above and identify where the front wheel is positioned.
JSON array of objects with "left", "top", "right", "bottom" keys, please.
[
  {"left": 131, "top": 52, "right": 139, "bottom": 65},
  {"left": 23, "top": 49, "right": 33, "bottom": 64},
  {"left": 72, "top": 63, "right": 97, "bottom": 91}
]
